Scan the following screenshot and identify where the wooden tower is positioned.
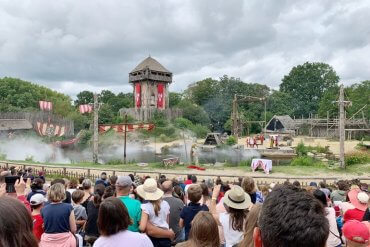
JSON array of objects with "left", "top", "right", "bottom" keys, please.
[{"left": 129, "top": 56, "right": 172, "bottom": 112}]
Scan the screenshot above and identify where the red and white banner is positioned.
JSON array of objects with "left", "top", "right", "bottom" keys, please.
[
  {"left": 39, "top": 101, "right": 53, "bottom": 111},
  {"left": 135, "top": 83, "right": 141, "bottom": 108},
  {"left": 79, "top": 104, "right": 93, "bottom": 114},
  {"left": 99, "top": 123, "right": 155, "bottom": 133},
  {"left": 36, "top": 122, "right": 66, "bottom": 137},
  {"left": 157, "top": 83, "right": 164, "bottom": 108}
]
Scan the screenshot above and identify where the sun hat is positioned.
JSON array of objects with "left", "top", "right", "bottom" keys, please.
[
  {"left": 342, "top": 220, "right": 369, "bottom": 244},
  {"left": 116, "top": 176, "right": 133, "bottom": 187},
  {"left": 30, "top": 193, "right": 47, "bottom": 206},
  {"left": 136, "top": 178, "right": 164, "bottom": 201},
  {"left": 223, "top": 185, "right": 251, "bottom": 210},
  {"left": 348, "top": 189, "right": 369, "bottom": 211}
]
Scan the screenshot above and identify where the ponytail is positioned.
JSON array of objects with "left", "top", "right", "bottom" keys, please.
[{"left": 152, "top": 200, "right": 161, "bottom": 216}]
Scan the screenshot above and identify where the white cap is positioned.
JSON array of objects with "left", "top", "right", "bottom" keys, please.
[{"left": 30, "top": 193, "right": 47, "bottom": 206}]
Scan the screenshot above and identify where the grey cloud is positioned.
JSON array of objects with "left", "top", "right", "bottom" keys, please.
[{"left": 0, "top": 0, "right": 369, "bottom": 96}]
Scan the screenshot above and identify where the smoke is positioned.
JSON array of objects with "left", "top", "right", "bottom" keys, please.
[{"left": 0, "top": 136, "right": 70, "bottom": 163}]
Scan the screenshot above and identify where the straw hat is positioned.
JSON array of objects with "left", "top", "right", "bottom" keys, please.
[
  {"left": 136, "top": 178, "right": 164, "bottom": 201},
  {"left": 348, "top": 189, "right": 369, "bottom": 211},
  {"left": 223, "top": 185, "right": 252, "bottom": 210}
]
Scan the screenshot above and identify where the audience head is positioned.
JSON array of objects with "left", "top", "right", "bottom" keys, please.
[
  {"left": 69, "top": 178, "right": 78, "bottom": 189},
  {"left": 72, "top": 189, "right": 85, "bottom": 204},
  {"left": 162, "top": 180, "right": 173, "bottom": 194},
  {"left": 255, "top": 184, "right": 329, "bottom": 247},
  {"left": 223, "top": 185, "right": 251, "bottom": 232},
  {"left": 47, "top": 183, "right": 66, "bottom": 203},
  {"left": 188, "top": 211, "right": 220, "bottom": 247},
  {"left": 100, "top": 172, "right": 107, "bottom": 181},
  {"left": 337, "top": 180, "right": 347, "bottom": 191},
  {"left": 342, "top": 220, "right": 369, "bottom": 247},
  {"left": 50, "top": 178, "right": 65, "bottom": 186},
  {"left": 30, "top": 178, "right": 44, "bottom": 190},
  {"left": 292, "top": 180, "right": 301, "bottom": 188},
  {"left": 188, "top": 185, "right": 202, "bottom": 203},
  {"left": 109, "top": 175, "right": 117, "bottom": 186},
  {"left": 29, "top": 193, "right": 46, "bottom": 210},
  {"left": 242, "top": 176, "right": 256, "bottom": 194},
  {"left": 115, "top": 176, "right": 132, "bottom": 195},
  {"left": 200, "top": 183, "right": 209, "bottom": 198},
  {"left": 98, "top": 197, "right": 132, "bottom": 236},
  {"left": 78, "top": 176, "right": 85, "bottom": 185},
  {"left": 103, "top": 186, "right": 115, "bottom": 199},
  {"left": 309, "top": 181, "right": 318, "bottom": 187},
  {"left": 0, "top": 197, "right": 38, "bottom": 247},
  {"left": 93, "top": 184, "right": 106, "bottom": 207},
  {"left": 319, "top": 181, "right": 327, "bottom": 188},
  {"left": 82, "top": 179, "right": 92, "bottom": 190},
  {"left": 191, "top": 175, "right": 197, "bottom": 184},
  {"left": 313, "top": 189, "right": 328, "bottom": 207}
]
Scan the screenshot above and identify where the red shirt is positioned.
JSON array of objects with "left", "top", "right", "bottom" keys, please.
[
  {"left": 343, "top": 208, "right": 365, "bottom": 222},
  {"left": 184, "top": 180, "right": 192, "bottom": 185},
  {"left": 32, "top": 214, "right": 44, "bottom": 241}
]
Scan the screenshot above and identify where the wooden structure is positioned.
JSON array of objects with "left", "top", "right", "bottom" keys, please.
[
  {"left": 0, "top": 112, "right": 74, "bottom": 137},
  {"left": 265, "top": 115, "right": 297, "bottom": 135},
  {"left": 126, "top": 56, "right": 173, "bottom": 121},
  {"left": 203, "top": 133, "right": 223, "bottom": 146}
]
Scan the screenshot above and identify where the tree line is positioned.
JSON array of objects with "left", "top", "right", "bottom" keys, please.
[{"left": 0, "top": 61, "right": 368, "bottom": 134}]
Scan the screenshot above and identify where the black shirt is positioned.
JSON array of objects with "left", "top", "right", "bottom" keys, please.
[{"left": 85, "top": 200, "right": 99, "bottom": 237}]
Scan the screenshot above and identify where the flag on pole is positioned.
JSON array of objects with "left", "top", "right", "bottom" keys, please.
[
  {"left": 157, "top": 83, "right": 164, "bottom": 108},
  {"left": 39, "top": 101, "right": 53, "bottom": 111},
  {"left": 79, "top": 104, "right": 93, "bottom": 114}
]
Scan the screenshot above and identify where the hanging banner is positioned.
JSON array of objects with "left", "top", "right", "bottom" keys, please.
[
  {"left": 79, "top": 104, "right": 93, "bottom": 114},
  {"left": 39, "top": 101, "right": 53, "bottom": 111},
  {"left": 157, "top": 83, "right": 164, "bottom": 108},
  {"left": 36, "top": 122, "right": 66, "bottom": 137},
  {"left": 99, "top": 123, "right": 155, "bottom": 133},
  {"left": 135, "top": 83, "right": 141, "bottom": 108}
]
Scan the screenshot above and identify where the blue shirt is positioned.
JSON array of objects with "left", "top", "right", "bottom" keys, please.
[
  {"left": 180, "top": 202, "right": 209, "bottom": 240},
  {"left": 41, "top": 203, "right": 73, "bottom": 233}
]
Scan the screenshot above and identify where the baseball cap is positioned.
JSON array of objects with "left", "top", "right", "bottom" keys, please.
[
  {"left": 116, "top": 176, "right": 132, "bottom": 187},
  {"left": 342, "top": 220, "right": 369, "bottom": 244},
  {"left": 30, "top": 194, "right": 47, "bottom": 206}
]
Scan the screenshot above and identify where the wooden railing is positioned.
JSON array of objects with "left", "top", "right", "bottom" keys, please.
[{"left": 1, "top": 161, "right": 369, "bottom": 186}]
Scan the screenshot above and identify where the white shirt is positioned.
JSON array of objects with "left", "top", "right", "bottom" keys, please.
[
  {"left": 141, "top": 200, "right": 170, "bottom": 229},
  {"left": 325, "top": 207, "right": 342, "bottom": 247},
  {"left": 219, "top": 212, "right": 244, "bottom": 247},
  {"left": 93, "top": 230, "right": 153, "bottom": 247}
]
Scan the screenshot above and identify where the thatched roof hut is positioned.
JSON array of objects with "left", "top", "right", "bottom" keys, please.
[
  {"left": 0, "top": 119, "right": 33, "bottom": 131},
  {"left": 265, "top": 115, "right": 296, "bottom": 133}
]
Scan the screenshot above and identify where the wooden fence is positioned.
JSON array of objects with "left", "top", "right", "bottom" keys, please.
[{"left": 1, "top": 161, "right": 369, "bottom": 187}]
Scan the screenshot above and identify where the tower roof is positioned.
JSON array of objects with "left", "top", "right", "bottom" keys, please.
[{"left": 131, "top": 56, "right": 170, "bottom": 73}]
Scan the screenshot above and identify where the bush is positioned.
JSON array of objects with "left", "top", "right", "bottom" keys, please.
[
  {"left": 174, "top": 118, "right": 193, "bottom": 129},
  {"left": 345, "top": 152, "right": 370, "bottom": 166},
  {"left": 290, "top": 156, "right": 322, "bottom": 166},
  {"left": 226, "top": 136, "right": 237, "bottom": 146},
  {"left": 295, "top": 142, "right": 308, "bottom": 156},
  {"left": 190, "top": 124, "right": 209, "bottom": 138}
]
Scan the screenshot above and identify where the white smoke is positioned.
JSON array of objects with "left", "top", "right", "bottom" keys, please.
[{"left": 0, "top": 136, "right": 70, "bottom": 163}]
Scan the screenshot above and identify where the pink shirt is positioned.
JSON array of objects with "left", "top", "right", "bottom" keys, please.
[{"left": 93, "top": 230, "right": 153, "bottom": 247}]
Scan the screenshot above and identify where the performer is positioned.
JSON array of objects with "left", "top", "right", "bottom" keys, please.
[
  {"left": 260, "top": 134, "right": 264, "bottom": 145},
  {"left": 270, "top": 136, "right": 274, "bottom": 148},
  {"left": 246, "top": 137, "right": 249, "bottom": 147},
  {"left": 191, "top": 144, "right": 199, "bottom": 165}
]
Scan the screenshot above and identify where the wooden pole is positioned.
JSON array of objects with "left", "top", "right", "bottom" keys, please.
[
  {"left": 93, "top": 93, "right": 99, "bottom": 164},
  {"left": 264, "top": 99, "right": 267, "bottom": 136},
  {"left": 232, "top": 94, "right": 238, "bottom": 141},
  {"left": 124, "top": 115, "right": 127, "bottom": 164},
  {"left": 326, "top": 111, "right": 329, "bottom": 138},
  {"left": 339, "top": 85, "right": 345, "bottom": 169}
]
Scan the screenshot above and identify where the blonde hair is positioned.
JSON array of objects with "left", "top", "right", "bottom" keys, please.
[
  {"left": 239, "top": 204, "right": 262, "bottom": 247},
  {"left": 150, "top": 200, "right": 161, "bottom": 216},
  {"left": 188, "top": 211, "right": 220, "bottom": 247},
  {"left": 48, "top": 183, "right": 66, "bottom": 202}
]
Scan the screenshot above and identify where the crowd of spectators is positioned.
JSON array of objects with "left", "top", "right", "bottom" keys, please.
[{"left": 0, "top": 166, "right": 369, "bottom": 247}]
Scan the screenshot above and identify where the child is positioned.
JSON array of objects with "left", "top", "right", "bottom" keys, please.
[
  {"left": 137, "top": 178, "right": 172, "bottom": 247},
  {"left": 72, "top": 189, "right": 88, "bottom": 232},
  {"left": 30, "top": 193, "right": 46, "bottom": 242},
  {"left": 179, "top": 184, "right": 209, "bottom": 240}
]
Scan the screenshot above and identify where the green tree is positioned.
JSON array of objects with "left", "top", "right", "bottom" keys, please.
[
  {"left": 99, "top": 90, "right": 116, "bottom": 104},
  {"left": 346, "top": 81, "right": 370, "bottom": 119},
  {"left": 177, "top": 100, "right": 210, "bottom": 126},
  {"left": 74, "top": 91, "right": 94, "bottom": 106},
  {"left": 280, "top": 62, "right": 339, "bottom": 117},
  {"left": 169, "top": 92, "right": 182, "bottom": 107},
  {"left": 98, "top": 104, "right": 114, "bottom": 124},
  {"left": 267, "top": 90, "right": 294, "bottom": 116}
]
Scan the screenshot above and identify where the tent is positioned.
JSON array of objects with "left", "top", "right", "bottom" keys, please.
[
  {"left": 265, "top": 115, "right": 296, "bottom": 134},
  {"left": 204, "top": 133, "right": 223, "bottom": 145}
]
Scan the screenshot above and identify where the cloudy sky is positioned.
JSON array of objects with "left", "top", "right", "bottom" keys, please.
[{"left": 1, "top": 0, "right": 369, "bottom": 98}]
